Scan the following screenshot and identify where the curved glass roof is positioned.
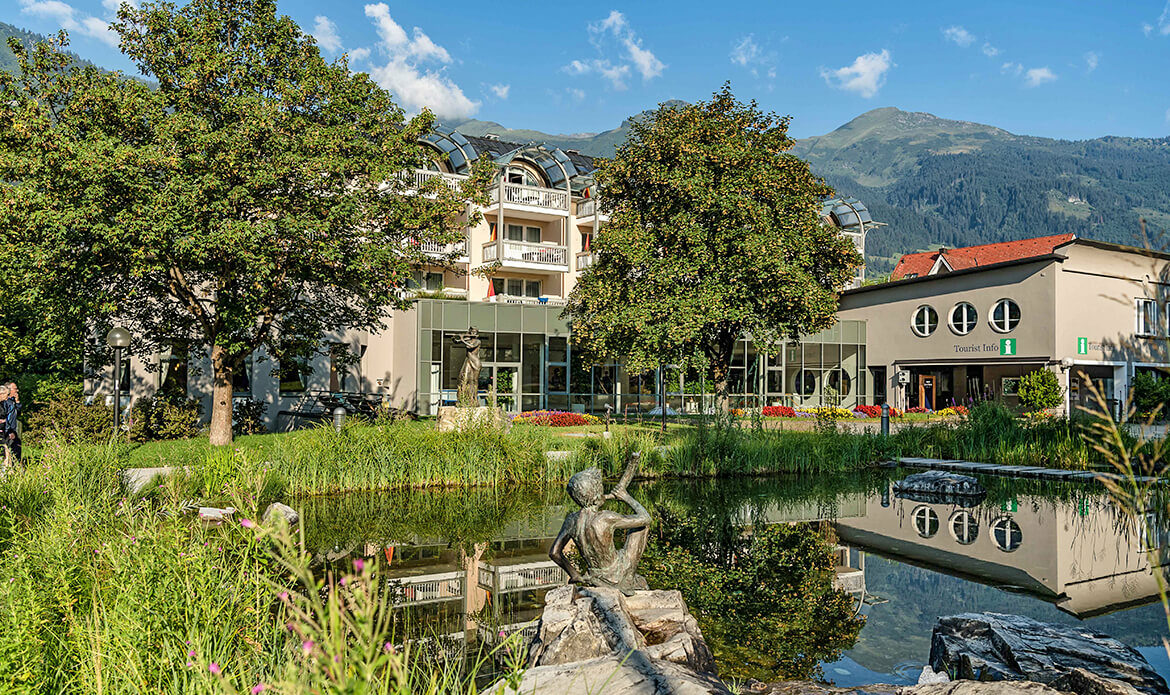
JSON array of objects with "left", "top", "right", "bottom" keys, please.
[
  {"left": 822, "top": 197, "right": 874, "bottom": 231},
  {"left": 493, "top": 144, "right": 575, "bottom": 189},
  {"left": 419, "top": 125, "right": 478, "bottom": 174}
]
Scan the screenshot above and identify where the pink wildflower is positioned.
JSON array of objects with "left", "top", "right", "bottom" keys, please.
[
  {"left": 251, "top": 685, "right": 266, "bottom": 694},
  {"left": 302, "top": 640, "right": 314, "bottom": 654},
  {"left": 353, "top": 558, "right": 365, "bottom": 572},
  {"left": 240, "top": 518, "right": 255, "bottom": 529},
  {"left": 209, "top": 662, "right": 221, "bottom": 675}
]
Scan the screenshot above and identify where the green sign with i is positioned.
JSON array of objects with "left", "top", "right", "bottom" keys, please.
[
  {"left": 1000, "top": 338, "right": 1017, "bottom": 356},
  {"left": 1077, "top": 337, "right": 1088, "bottom": 355}
]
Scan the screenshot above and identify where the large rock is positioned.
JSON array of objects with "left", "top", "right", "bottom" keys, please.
[
  {"left": 929, "top": 613, "right": 1168, "bottom": 695},
  {"left": 436, "top": 406, "right": 511, "bottom": 433},
  {"left": 263, "top": 502, "right": 300, "bottom": 526},
  {"left": 894, "top": 471, "right": 986, "bottom": 506},
  {"left": 483, "top": 585, "right": 725, "bottom": 695},
  {"left": 910, "top": 683, "right": 1070, "bottom": 695}
]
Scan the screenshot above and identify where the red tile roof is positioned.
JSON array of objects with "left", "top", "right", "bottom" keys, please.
[{"left": 890, "top": 233, "right": 1076, "bottom": 280}]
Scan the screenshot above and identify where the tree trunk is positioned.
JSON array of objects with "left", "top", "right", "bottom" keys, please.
[
  {"left": 707, "top": 329, "right": 738, "bottom": 417},
  {"left": 209, "top": 344, "right": 234, "bottom": 446},
  {"left": 710, "top": 359, "right": 731, "bottom": 416}
]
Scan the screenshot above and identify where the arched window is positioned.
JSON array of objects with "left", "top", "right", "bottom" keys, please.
[
  {"left": 793, "top": 370, "right": 817, "bottom": 396},
  {"left": 827, "top": 370, "right": 852, "bottom": 396},
  {"left": 990, "top": 516, "right": 1022, "bottom": 552},
  {"left": 949, "top": 511, "right": 979, "bottom": 545},
  {"left": 912, "top": 506, "right": 939, "bottom": 538},
  {"left": 912, "top": 305, "right": 939, "bottom": 337},
  {"left": 990, "top": 299, "right": 1021, "bottom": 333},
  {"left": 949, "top": 302, "right": 978, "bottom": 335}
]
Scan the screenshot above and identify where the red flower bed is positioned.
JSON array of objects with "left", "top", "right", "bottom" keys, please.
[
  {"left": 761, "top": 405, "right": 796, "bottom": 418},
  {"left": 511, "top": 410, "right": 599, "bottom": 427},
  {"left": 852, "top": 405, "right": 882, "bottom": 418},
  {"left": 906, "top": 406, "right": 931, "bottom": 414}
]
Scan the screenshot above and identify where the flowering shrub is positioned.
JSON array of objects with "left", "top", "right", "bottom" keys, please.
[
  {"left": 808, "top": 407, "right": 854, "bottom": 419},
  {"left": 731, "top": 408, "right": 747, "bottom": 417},
  {"left": 852, "top": 405, "right": 881, "bottom": 418},
  {"left": 511, "top": 410, "right": 600, "bottom": 427},
  {"left": 936, "top": 406, "right": 969, "bottom": 418},
  {"left": 906, "top": 406, "right": 931, "bottom": 414}
]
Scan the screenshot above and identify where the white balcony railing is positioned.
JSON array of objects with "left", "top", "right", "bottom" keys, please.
[
  {"left": 478, "top": 561, "right": 567, "bottom": 593},
  {"left": 575, "top": 251, "right": 596, "bottom": 271},
  {"left": 494, "top": 294, "right": 567, "bottom": 306},
  {"left": 576, "top": 198, "right": 609, "bottom": 221},
  {"left": 490, "top": 182, "right": 569, "bottom": 211},
  {"left": 414, "top": 239, "right": 468, "bottom": 258},
  {"left": 387, "top": 571, "right": 464, "bottom": 606},
  {"left": 403, "top": 168, "right": 467, "bottom": 192},
  {"left": 483, "top": 240, "right": 568, "bottom": 268}
]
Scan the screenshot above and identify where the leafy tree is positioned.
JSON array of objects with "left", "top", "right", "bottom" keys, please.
[
  {"left": 0, "top": 0, "right": 487, "bottom": 444},
  {"left": 1018, "top": 368, "right": 1063, "bottom": 412},
  {"left": 564, "top": 85, "right": 860, "bottom": 413}
]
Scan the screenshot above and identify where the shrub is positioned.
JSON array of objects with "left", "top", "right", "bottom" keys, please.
[
  {"left": 23, "top": 397, "right": 111, "bottom": 446},
  {"left": 233, "top": 398, "right": 268, "bottom": 435},
  {"left": 1130, "top": 371, "right": 1170, "bottom": 417},
  {"left": 127, "top": 396, "right": 203, "bottom": 442},
  {"left": 907, "top": 406, "right": 930, "bottom": 414},
  {"left": 1018, "top": 368, "right": 1063, "bottom": 412}
]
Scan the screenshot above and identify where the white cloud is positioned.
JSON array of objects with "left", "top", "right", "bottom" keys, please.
[
  {"left": 1161, "top": 2, "right": 1170, "bottom": 35},
  {"left": 565, "top": 10, "right": 663, "bottom": 89},
  {"left": 1024, "top": 66, "right": 1057, "bottom": 87},
  {"left": 562, "top": 58, "right": 630, "bottom": 89},
  {"left": 1001, "top": 61, "right": 1023, "bottom": 76},
  {"left": 567, "top": 87, "right": 585, "bottom": 102},
  {"left": 101, "top": 0, "right": 136, "bottom": 12},
  {"left": 360, "top": 3, "right": 477, "bottom": 119},
  {"left": 730, "top": 34, "right": 778, "bottom": 80},
  {"left": 489, "top": 83, "right": 510, "bottom": 99},
  {"left": 1144, "top": 23, "right": 1155, "bottom": 37},
  {"left": 820, "top": 49, "right": 893, "bottom": 98},
  {"left": 943, "top": 25, "right": 976, "bottom": 47},
  {"left": 1165, "top": 107, "right": 1170, "bottom": 123},
  {"left": 20, "top": 0, "right": 120, "bottom": 48},
  {"left": 981, "top": 42, "right": 999, "bottom": 57},
  {"left": 312, "top": 15, "right": 342, "bottom": 53},
  {"left": 1084, "top": 51, "right": 1099, "bottom": 72},
  {"left": 347, "top": 47, "right": 370, "bottom": 63}
]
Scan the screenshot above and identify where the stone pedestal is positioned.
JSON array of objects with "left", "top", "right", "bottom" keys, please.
[
  {"left": 435, "top": 406, "right": 511, "bottom": 433},
  {"left": 482, "top": 585, "right": 727, "bottom": 695}
]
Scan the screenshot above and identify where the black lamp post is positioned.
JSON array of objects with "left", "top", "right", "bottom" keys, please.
[{"left": 106, "top": 327, "right": 131, "bottom": 435}]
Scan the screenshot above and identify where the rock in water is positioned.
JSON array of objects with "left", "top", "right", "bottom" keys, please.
[
  {"left": 894, "top": 471, "right": 986, "bottom": 506},
  {"left": 263, "top": 502, "right": 300, "bottom": 526},
  {"left": 929, "top": 613, "right": 1168, "bottom": 695}
]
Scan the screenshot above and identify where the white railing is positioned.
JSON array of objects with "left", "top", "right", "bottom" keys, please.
[
  {"left": 576, "top": 198, "right": 608, "bottom": 220},
  {"left": 387, "top": 571, "right": 463, "bottom": 606},
  {"left": 495, "top": 295, "right": 567, "bottom": 307},
  {"left": 575, "top": 252, "right": 596, "bottom": 271},
  {"left": 415, "top": 239, "right": 468, "bottom": 258},
  {"left": 490, "top": 182, "right": 569, "bottom": 211},
  {"left": 480, "top": 621, "right": 540, "bottom": 647},
  {"left": 483, "top": 240, "right": 568, "bottom": 268},
  {"left": 405, "top": 168, "right": 466, "bottom": 192},
  {"left": 478, "top": 561, "right": 567, "bottom": 593}
]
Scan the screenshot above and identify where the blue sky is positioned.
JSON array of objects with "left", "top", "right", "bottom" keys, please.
[{"left": 6, "top": 0, "right": 1170, "bottom": 140}]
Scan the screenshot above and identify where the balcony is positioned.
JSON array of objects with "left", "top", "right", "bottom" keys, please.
[
  {"left": 575, "top": 251, "right": 597, "bottom": 271},
  {"left": 401, "top": 168, "right": 467, "bottom": 193},
  {"left": 478, "top": 560, "right": 567, "bottom": 594},
  {"left": 493, "top": 294, "right": 567, "bottom": 306},
  {"left": 412, "top": 238, "right": 469, "bottom": 263},
  {"left": 575, "top": 198, "right": 609, "bottom": 227},
  {"left": 486, "top": 182, "right": 570, "bottom": 220},
  {"left": 385, "top": 570, "right": 464, "bottom": 607},
  {"left": 482, "top": 239, "right": 570, "bottom": 273}
]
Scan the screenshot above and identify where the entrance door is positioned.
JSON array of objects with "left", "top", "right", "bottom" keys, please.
[
  {"left": 919, "top": 375, "right": 936, "bottom": 411},
  {"left": 483, "top": 365, "right": 520, "bottom": 412}
]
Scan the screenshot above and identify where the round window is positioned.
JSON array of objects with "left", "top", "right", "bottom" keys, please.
[
  {"left": 990, "top": 299, "right": 1021, "bottom": 333},
  {"left": 990, "top": 516, "right": 1022, "bottom": 552},
  {"left": 912, "top": 305, "right": 939, "bottom": 337},
  {"left": 827, "top": 370, "right": 852, "bottom": 396},
  {"left": 949, "top": 302, "right": 978, "bottom": 336},
  {"left": 949, "top": 511, "right": 979, "bottom": 545},
  {"left": 793, "top": 370, "right": 817, "bottom": 396},
  {"left": 912, "top": 506, "right": 940, "bottom": 538}
]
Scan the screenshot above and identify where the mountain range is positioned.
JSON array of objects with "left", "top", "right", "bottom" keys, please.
[{"left": 5, "top": 22, "right": 1169, "bottom": 276}]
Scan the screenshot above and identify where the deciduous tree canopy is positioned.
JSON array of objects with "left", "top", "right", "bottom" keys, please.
[
  {"left": 0, "top": 0, "right": 487, "bottom": 443},
  {"left": 564, "top": 85, "right": 860, "bottom": 413}
]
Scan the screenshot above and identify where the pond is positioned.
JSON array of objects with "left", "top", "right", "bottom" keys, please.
[{"left": 298, "top": 470, "right": 1170, "bottom": 685}]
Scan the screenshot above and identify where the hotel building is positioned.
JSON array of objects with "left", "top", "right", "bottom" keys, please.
[{"left": 89, "top": 126, "right": 879, "bottom": 429}]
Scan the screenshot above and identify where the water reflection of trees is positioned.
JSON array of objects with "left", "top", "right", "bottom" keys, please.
[{"left": 642, "top": 504, "right": 865, "bottom": 682}]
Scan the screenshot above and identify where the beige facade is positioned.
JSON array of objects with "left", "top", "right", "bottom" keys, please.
[{"left": 839, "top": 238, "right": 1170, "bottom": 414}]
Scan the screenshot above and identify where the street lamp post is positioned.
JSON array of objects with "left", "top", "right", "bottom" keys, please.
[{"left": 106, "top": 327, "right": 131, "bottom": 436}]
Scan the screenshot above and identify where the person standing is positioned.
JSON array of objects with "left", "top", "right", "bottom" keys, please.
[{"left": 2, "top": 383, "right": 20, "bottom": 468}]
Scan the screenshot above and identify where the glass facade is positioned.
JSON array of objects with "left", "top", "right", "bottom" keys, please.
[{"left": 416, "top": 300, "right": 868, "bottom": 415}]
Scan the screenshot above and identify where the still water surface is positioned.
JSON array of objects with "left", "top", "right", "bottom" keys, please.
[{"left": 299, "top": 471, "right": 1170, "bottom": 685}]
